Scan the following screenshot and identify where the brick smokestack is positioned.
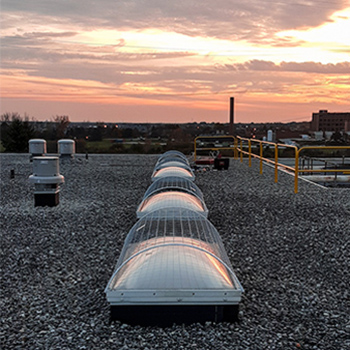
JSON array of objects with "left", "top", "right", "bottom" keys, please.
[{"left": 229, "top": 97, "right": 235, "bottom": 135}]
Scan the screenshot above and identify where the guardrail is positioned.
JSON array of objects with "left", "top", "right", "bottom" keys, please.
[
  {"left": 193, "top": 135, "right": 350, "bottom": 193},
  {"left": 236, "top": 136, "right": 350, "bottom": 193}
]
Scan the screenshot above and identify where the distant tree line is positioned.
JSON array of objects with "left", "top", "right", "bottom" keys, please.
[
  {"left": 0, "top": 113, "right": 35, "bottom": 152},
  {"left": 0, "top": 113, "right": 196, "bottom": 153},
  {"left": 4, "top": 112, "right": 339, "bottom": 155},
  {"left": 0, "top": 113, "right": 71, "bottom": 152}
]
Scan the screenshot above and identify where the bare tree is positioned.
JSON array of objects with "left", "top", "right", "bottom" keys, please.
[{"left": 53, "top": 115, "right": 70, "bottom": 139}]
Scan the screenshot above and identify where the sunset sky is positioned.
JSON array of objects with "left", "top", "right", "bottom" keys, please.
[{"left": 1, "top": 0, "right": 349, "bottom": 123}]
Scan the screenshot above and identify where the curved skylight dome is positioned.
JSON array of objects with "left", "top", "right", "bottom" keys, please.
[
  {"left": 152, "top": 166, "right": 195, "bottom": 182},
  {"left": 143, "top": 176, "right": 205, "bottom": 203},
  {"left": 157, "top": 150, "right": 189, "bottom": 164},
  {"left": 154, "top": 160, "right": 192, "bottom": 172},
  {"left": 160, "top": 150, "right": 188, "bottom": 160},
  {"left": 106, "top": 208, "right": 243, "bottom": 306},
  {"left": 156, "top": 155, "right": 190, "bottom": 167},
  {"left": 136, "top": 191, "right": 208, "bottom": 218}
]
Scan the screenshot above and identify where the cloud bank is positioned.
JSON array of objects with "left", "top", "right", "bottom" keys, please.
[
  {"left": 1, "top": 0, "right": 349, "bottom": 122},
  {"left": 2, "top": 0, "right": 348, "bottom": 42}
]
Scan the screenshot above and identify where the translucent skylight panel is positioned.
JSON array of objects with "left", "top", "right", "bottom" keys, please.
[
  {"left": 143, "top": 176, "right": 204, "bottom": 202},
  {"left": 152, "top": 167, "right": 195, "bottom": 181},
  {"left": 137, "top": 191, "right": 207, "bottom": 218},
  {"left": 154, "top": 161, "right": 192, "bottom": 172}
]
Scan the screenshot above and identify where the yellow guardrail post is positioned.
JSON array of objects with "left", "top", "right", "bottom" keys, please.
[
  {"left": 248, "top": 139, "right": 252, "bottom": 167},
  {"left": 259, "top": 141, "right": 263, "bottom": 174},
  {"left": 195, "top": 137, "right": 349, "bottom": 193},
  {"left": 274, "top": 144, "right": 278, "bottom": 183},
  {"left": 234, "top": 138, "right": 238, "bottom": 159},
  {"left": 240, "top": 139, "right": 243, "bottom": 162},
  {"left": 294, "top": 148, "right": 299, "bottom": 193}
]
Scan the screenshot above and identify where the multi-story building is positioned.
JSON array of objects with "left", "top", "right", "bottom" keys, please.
[{"left": 311, "top": 110, "right": 350, "bottom": 132}]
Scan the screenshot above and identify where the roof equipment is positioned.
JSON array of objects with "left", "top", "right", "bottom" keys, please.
[
  {"left": 105, "top": 208, "right": 243, "bottom": 326},
  {"left": 29, "top": 157, "right": 64, "bottom": 207}
]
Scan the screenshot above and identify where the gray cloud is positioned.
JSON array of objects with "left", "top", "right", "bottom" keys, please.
[
  {"left": 25, "top": 31, "right": 78, "bottom": 38},
  {"left": 2, "top": 2, "right": 348, "bottom": 123},
  {"left": 1, "top": 0, "right": 349, "bottom": 114},
  {"left": 280, "top": 61, "right": 350, "bottom": 74},
  {"left": 2, "top": 30, "right": 349, "bottom": 96},
  {"left": 2, "top": 22, "right": 348, "bottom": 97},
  {"left": 1, "top": 32, "right": 196, "bottom": 70},
  {"left": 4, "top": 57, "right": 349, "bottom": 104},
  {"left": 223, "top": 60, "right": 350, "bottom": 74},
  {"left": 2, "top": 0, "right": 347, "bottom": 43}
]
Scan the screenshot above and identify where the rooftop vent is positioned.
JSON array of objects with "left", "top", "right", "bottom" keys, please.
[
  {"left": 58, "top": 139, "right": 75, "bottom": 158},
  {"left": 29, "top": 139, "right": 47, "bottom": 160},
  {"left": 29, "top": 157, "right": 64, "bottom": 207}
]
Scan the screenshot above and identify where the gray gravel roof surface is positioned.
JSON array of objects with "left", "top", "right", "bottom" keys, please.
[{"left": 1, "top": 154, "right": 349, "bottom": 349}]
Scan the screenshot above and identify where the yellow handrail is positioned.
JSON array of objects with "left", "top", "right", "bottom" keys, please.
[
  {"left": 235, "top": 136, "right": 350, "bottom": 193},
  {"left": 295, "top": 146, "right": 350, "bottom": 193}
]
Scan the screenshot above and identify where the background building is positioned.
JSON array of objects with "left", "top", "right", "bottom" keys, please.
[{"left": 311, "top": 110, "right": 350, "bottom": 132}]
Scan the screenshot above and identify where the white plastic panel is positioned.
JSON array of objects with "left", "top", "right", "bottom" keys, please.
[
  {"left": 137, "top": 191, "right": 208, "bottom": 218},
  {"left": 152, "top": 166, "right": 195, "bottom": 182}
]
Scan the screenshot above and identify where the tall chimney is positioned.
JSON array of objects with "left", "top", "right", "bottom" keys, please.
[{"left": 229, "top": 97, "right": 235, "bottom": 135}]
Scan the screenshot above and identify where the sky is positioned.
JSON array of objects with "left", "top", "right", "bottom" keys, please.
[{"left": 1, "top": 0, "right": 350, "bottom": 123}]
